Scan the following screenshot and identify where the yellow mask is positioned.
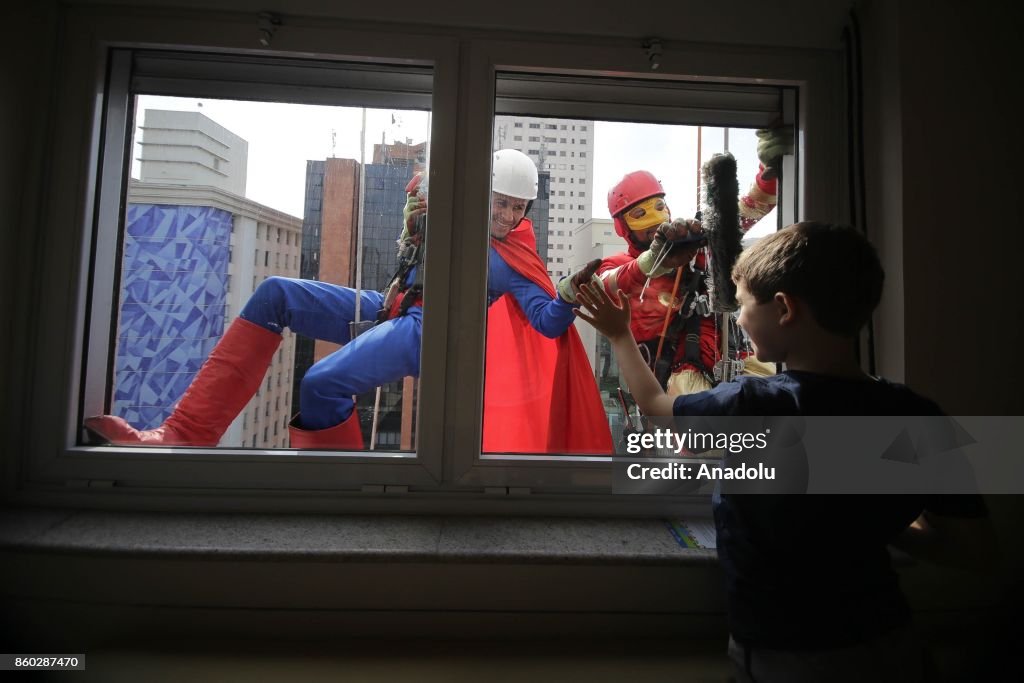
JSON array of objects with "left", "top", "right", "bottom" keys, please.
[{"left": 623, "top": 196, "right": 670, "bottom": 232}]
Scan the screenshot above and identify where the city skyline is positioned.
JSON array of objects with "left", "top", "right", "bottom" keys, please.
[{"left": 133, "top": 95, "right": 772, "bottom": 236}]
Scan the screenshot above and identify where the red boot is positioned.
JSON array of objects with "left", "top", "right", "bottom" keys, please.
[
  {"left": 85, "top": 318, "right": 281, "bottom": 446},
  {"left": 288, "top": 411, "right": 364, "bottom": 450}
]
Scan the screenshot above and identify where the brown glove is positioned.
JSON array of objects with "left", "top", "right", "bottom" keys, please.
[{"left": 557, "top": 258, "right": 603, "bottom": 303}]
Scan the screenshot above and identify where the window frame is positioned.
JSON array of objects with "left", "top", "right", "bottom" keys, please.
[
  {"left": 444, "top": 37, "right": 840, "bottom": 494},
  {"left": 26, "top": 9, "right": 459, "bottom": 500},
  {"left": 17, "top": 7, "right": 845, "bottom": 516}
]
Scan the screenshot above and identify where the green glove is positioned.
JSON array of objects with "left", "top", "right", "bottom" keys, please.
[
  {"left": 402, "top": 193, "right": 427, "bottom": 241},
  {"left": 557, "top": 258, "right": 603, "bottom": 303},
  {"left": 755, "top": 127, "right": 794, "bottom": 181}
]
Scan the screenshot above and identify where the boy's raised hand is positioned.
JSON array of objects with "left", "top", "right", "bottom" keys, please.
[{"left": 575, "top": 282, "right": 632, "bottom": 340}]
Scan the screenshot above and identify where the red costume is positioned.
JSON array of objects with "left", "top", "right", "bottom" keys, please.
[
  {"left": 599, "top": 168, "right": 778, "bottom": 392},
  {"left": 484, "top": 219, "right": 613, "bottom": 454}
]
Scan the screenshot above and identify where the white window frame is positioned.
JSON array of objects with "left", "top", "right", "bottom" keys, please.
[
  {"left": 17, "top": 7, "right": 844, "bottom": 516},
  {"left": 25, "top": 9, "right": 458, "bottom": 504},
  {"left": 443, "top": 38, "right": 839, "bottom": 497}
]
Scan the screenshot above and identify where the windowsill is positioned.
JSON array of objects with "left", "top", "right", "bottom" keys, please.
[
  {"left": 0, "top": 506, "right": 930, "bottom": 646},
  {"left": 0, "top": 507, "right": 718, "bottom": 565}
]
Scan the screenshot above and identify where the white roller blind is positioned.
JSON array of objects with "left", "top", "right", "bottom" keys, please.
[
  {"left": 496, "top": 72, "right": 783, "bottom": 128},
  {"left": 128, "top": 50, "right": 433, "bottom": 109}
]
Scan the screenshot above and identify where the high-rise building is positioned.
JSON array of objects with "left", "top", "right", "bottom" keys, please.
[
  {"left": 293, "top": 150, "right": 419, "bottom": 449},
  {"left": 114, "top": 110, "right": 301, "bottom": 448},
  {"left": 493, "top": 116, "right": 595, "bottom": 281}
]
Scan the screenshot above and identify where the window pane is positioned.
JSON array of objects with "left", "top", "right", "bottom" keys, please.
[
  {"left": 485, "top": 115, "right": 778, "bottom": 455},
  {"left": 89, "top": 60, "right": 431, "bottom": 452}
]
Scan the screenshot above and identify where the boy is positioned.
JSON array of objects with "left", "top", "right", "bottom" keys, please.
[{"left": 576, "top": 222, "right": 997, "bottom": 682}]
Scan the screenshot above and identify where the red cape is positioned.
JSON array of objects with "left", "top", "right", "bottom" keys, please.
[{"left": 483, "top": 219, "right": 614, "bottom": 454}]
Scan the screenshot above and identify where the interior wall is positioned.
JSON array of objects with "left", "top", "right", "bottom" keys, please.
[
  {"left": 896, "top": 0, "right": 1023, "bottom": 415},
  {"left": 63, "top": 0, "right": 854, "bottom": 50},
  {"left": 3, "top": 4, "right": 61, "bottom": 492}
]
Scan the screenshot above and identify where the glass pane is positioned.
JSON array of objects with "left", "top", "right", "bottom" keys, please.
[
  {"left": 92, "top": 92, "right": 431, "bottom": 451},
  {"left": 483, "top": 116, "right": 777, "bottom": 455}
]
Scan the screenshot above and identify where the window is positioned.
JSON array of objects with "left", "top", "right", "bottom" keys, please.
[
  {"left": 36, "top": 12, "right": 819, "bottom": 514},
  {"left": 487, "top": 80, "right": 790, "bottom": 458},
  {"left": 75, "top": 40, "right": 439, "bottom": 480}
]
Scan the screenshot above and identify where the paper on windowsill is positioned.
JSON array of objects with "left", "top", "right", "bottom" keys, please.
[{"left": 667, "top": 518, "right": 717, "bottom": 550}]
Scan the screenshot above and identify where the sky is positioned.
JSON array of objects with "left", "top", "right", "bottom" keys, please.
[{"left": 133, "top": 96, "right": 774, "bottom": 239}]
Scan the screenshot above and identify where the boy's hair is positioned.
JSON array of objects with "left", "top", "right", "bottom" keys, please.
[{"left": 731, "top": 222, "right": 884, "bottom": 337}]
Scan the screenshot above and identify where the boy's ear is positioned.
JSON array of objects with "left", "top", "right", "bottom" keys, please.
[{"left": 774, "top": 291, "right": 798, "bottom": 326}]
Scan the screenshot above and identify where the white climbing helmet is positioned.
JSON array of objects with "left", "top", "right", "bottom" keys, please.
[{"left": 492, "top": 149, "right": 538, "bottom": 200}]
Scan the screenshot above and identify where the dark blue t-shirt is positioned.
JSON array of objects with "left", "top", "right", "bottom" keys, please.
[{"left": 673, "top": 370, "right": 986, "bottom": 649}]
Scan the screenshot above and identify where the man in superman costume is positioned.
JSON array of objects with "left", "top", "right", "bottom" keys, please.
[{"left": 85, "top": 148, "right": 612, "bottom": 454}]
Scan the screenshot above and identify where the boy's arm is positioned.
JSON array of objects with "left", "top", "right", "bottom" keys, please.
[
  {"left": 575, "top": 283, "right": 675, "bottom": 417},
  {"left": 892, "top": 507, "right": 1001, "bottom": 572}
]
